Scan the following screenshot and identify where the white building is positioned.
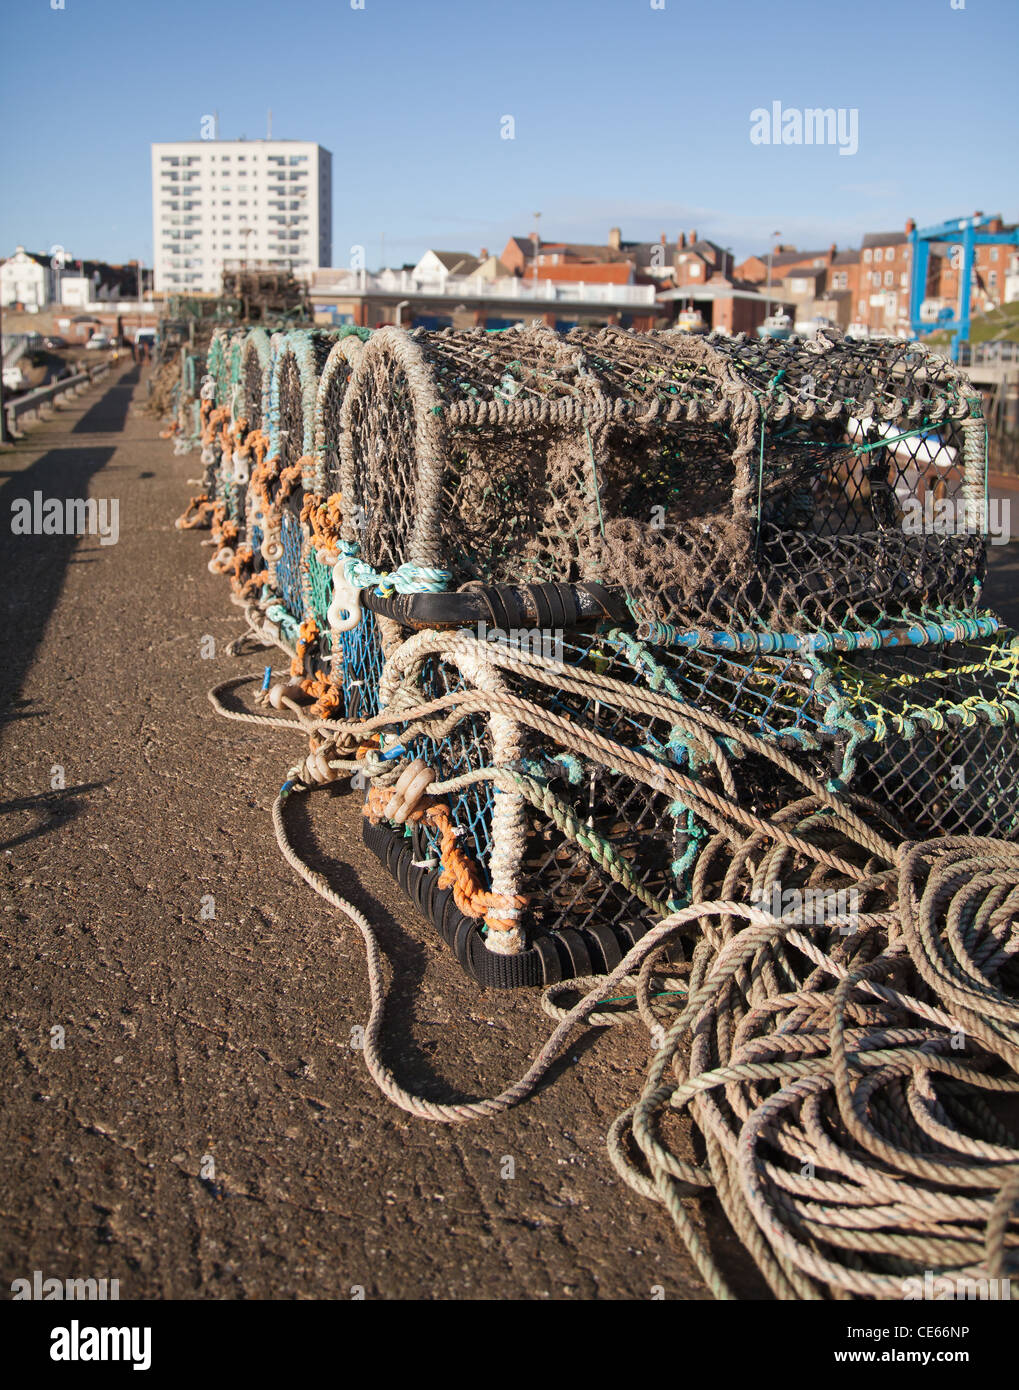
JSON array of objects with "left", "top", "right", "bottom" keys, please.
[
  {"left": 1, "top": 247, "right": 53, "bottom": 310},
  {"left": 151, "top": 139, "right": 332, "bottom": 295},
  {"left": 1005, "top": 253, "right": 1019, "bottom": 306},
  {"left": 411, "top": 250, "right": 482, "bottom": 284}
]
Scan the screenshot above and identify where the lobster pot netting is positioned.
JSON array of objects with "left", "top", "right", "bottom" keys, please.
[
  {"left": 823, "top": 633, "right": 1019, "bottom": 838},
  {"left": 378, "top": 633, "right": 827, "bottom": 960},
  {"left": 283, "top": 330, "right": 375, "bottom": 669},
  {"left": 221, "top": 329, "right": 251, "bottom": 522},
  {"left": 176, "top": 348, "right": 204, "bottom": 451},
  {"left": 313, "top": 328, "right": 372, "bottom": 497},
  {"left": 258, "top": 330, "right": 342, "bottom": 622},
  {"left": 596, "top": 330, "right": 984, "bottom": 629},
  {"left": 268, "top": 329, "right": 339, "bottom": 476},
  {"left": 338, "top": 325, "right": 986, "bottom": 634},
  {"left": 241, "top": 328, "right": 272, "bottom": 435},
  {"left": 371, "top": 620, "right": 1019, "bottom": 964},
  {"left": 204, "top": 329, "right": 227, "bottom": 404}
]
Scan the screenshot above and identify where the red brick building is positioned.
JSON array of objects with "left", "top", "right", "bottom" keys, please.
[
  {"left": 928, "top": 215, "right": 1016, "bottom": 318},
  {"left": 530, "top": 262, "right": 633, "bottom": 285},
  {"left": 855, "top": 221, "right": 915, "bottom": 335},
  {"left": 674, "top": 232, "right": 734, "bottom": 287},
  {"left": 500, "top": 230, "right": 634, "bottom": 278},
  {"left": 502, "top": 228, "right": 722, "bottom": 290},
  {"left": 735, "top": 245, "right": 834, "bottom": 285}
]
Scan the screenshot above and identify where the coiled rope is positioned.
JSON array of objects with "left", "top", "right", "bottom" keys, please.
[{"left": 207, "top": 633, "right": 1019, "bottom": 1299}]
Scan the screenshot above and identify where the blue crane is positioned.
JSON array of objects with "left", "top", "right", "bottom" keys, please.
[{"left": 909, "top": 214, "right": 1019, "bottom": 363}]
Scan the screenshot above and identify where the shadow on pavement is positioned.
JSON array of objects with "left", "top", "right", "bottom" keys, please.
[
  {"left": 71, "top": 364, "right": 140, "bottom": 434},
  {"left": 0, "top": 445, "right": 116, "bottom": 732},
  {"left": 0, "top": 782, "right": 108, "bottom": 853}
]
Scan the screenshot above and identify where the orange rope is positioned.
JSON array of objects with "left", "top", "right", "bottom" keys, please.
[
  {"left": 202, "top": 404, "right": 229, "bottom": 446},
  {"left": 290, "top": 618, "right": 319, "bottom": 678},
  {"left": 215, "top": 544, "right": 253, "bottom": 582},
  {"left": 277, "top": 461, "right": 305, "bottom": 503},
  {"left": 301, "top": 491, "right": 345, "bottom": 554},
  {"left": 236, "top": 567, "right": 269, "bottom": 600},
  {"left": 176, "top": 494, "right": 215, "bottom": 530},
  {"left": 209, "top": 538, "right": 243, "bottom": 576},
  {"left": 249, "top": 451, "right": 279, "bottom": 517},
  {"left": 254, "top": 452, "right": 316, "bottom": 534},
  {"left": 291, "top": 619, "right": 345, "bottom": 717},
  {"left": 236, "top": 427, "right": 269, "bottom": 465},
  {"left": 364, "top": 788, "right": 527, "bottom": 932},
  {"left": 299, "top": 672, "right": 342, "bottom": 719},
  {"left": 212, "top": 517, "right": 239, "bottom": 547}
]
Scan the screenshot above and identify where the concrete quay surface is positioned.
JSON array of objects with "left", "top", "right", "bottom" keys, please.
[{"left": 0, "top": 364, "right": 720, "bottom": 1301}]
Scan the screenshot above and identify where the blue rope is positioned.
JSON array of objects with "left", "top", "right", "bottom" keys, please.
[{"left": 339, "top": 541, "right": 450, "bottom": 595}]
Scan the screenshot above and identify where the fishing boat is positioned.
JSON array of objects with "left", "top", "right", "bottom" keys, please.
[
  {"left": 676, "top": 307, "right": 708, "bottom": 334},
  {"left": 757, "top": 309, "right": 793, "bottom": 340}
]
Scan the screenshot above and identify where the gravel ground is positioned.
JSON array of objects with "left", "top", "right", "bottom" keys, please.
[{"left": 1, "top": 366, "right": 734, "bottom": 1301}]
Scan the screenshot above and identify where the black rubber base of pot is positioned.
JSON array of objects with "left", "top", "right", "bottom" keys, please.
[{"left": 362, "top": 817, "right": 654, "bottom": 989}]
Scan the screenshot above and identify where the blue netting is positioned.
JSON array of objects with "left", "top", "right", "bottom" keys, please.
[
  {"left": 399, "top": 657, "right": 496, "bottom": 889},
  {"left": 276, "top": 509, "right": 305, "bottom": 622},
  {"left": 568, "top": 633, "right": 827, "bottom": 744},
  {"left": 339, "top": 607, "right": 384, "bottom": 720},
  {"left": 305, "top": 550, "right": 334, "bottom": 660}
]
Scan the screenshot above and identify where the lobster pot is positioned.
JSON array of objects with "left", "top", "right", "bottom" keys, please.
[
  {"left": 227, "top": 331, "right": 244, "bottom": 409},
  {"left": 289, "top": 330, "right": 375, "bottom": 679},
  {"left": 365, "top": 618, "right": 1019, "bottom": 985},
  {"left": 337, "top": 324, "right": 747, "bottom": 600},
  {"left": 244, "top": 330, "right": 282, "bottom": 564},
  {"left": 584, "top": 329, "right": 987, "bottom": 631},
  {"left": 363, "top": 631, "right": 829, "bottom": 987},
  {"left": 256, "top": 329, "right": 339, "bottom": 625},
  {"left": 207, "top": 328, "right": 273, "bottom": 552},
  {"left": 203, "top": 329, "right": 226, "bottom": 404},
  {"left": 215, "top": 329, "right": 253, "bottom": 524},
  {"left": 337, "top": 326, "right": 988, "bottom": 638},
  {"left": 620, "top": 625, "right": 1019, "bottom": 841},
  {"left": 175, "top": 347, "right": 204, "bottom": 452},
  {"left": 301, "top": 559, "right": 387, "bottom": 710},
  {"left": 629, "top": 625, "right": 1019, "bottom": 841}
]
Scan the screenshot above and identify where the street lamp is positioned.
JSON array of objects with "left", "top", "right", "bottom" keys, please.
[
  {"left": 532, "top": 211, "right": 541, "bottom": 285},
  {"left": 765, "top": 229, "right": 781, "bottom": 317},
  {"left": 49, "top": 244, "right": 69, "bottom": 304}
]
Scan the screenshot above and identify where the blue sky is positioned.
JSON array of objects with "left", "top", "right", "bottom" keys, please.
[{"left": 1, "top": 0, "right": 1016, "bottom": 269}]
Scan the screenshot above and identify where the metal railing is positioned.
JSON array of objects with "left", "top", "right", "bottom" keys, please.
[
  {"left": 309, "top": 268, "right": 658, "bottom": 307},
  {"left": 958, "top": 341, "right": 1019, "bottom": 366},
  {"left": 4, "top": 360, "right": 113, "bottom": 434}
]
